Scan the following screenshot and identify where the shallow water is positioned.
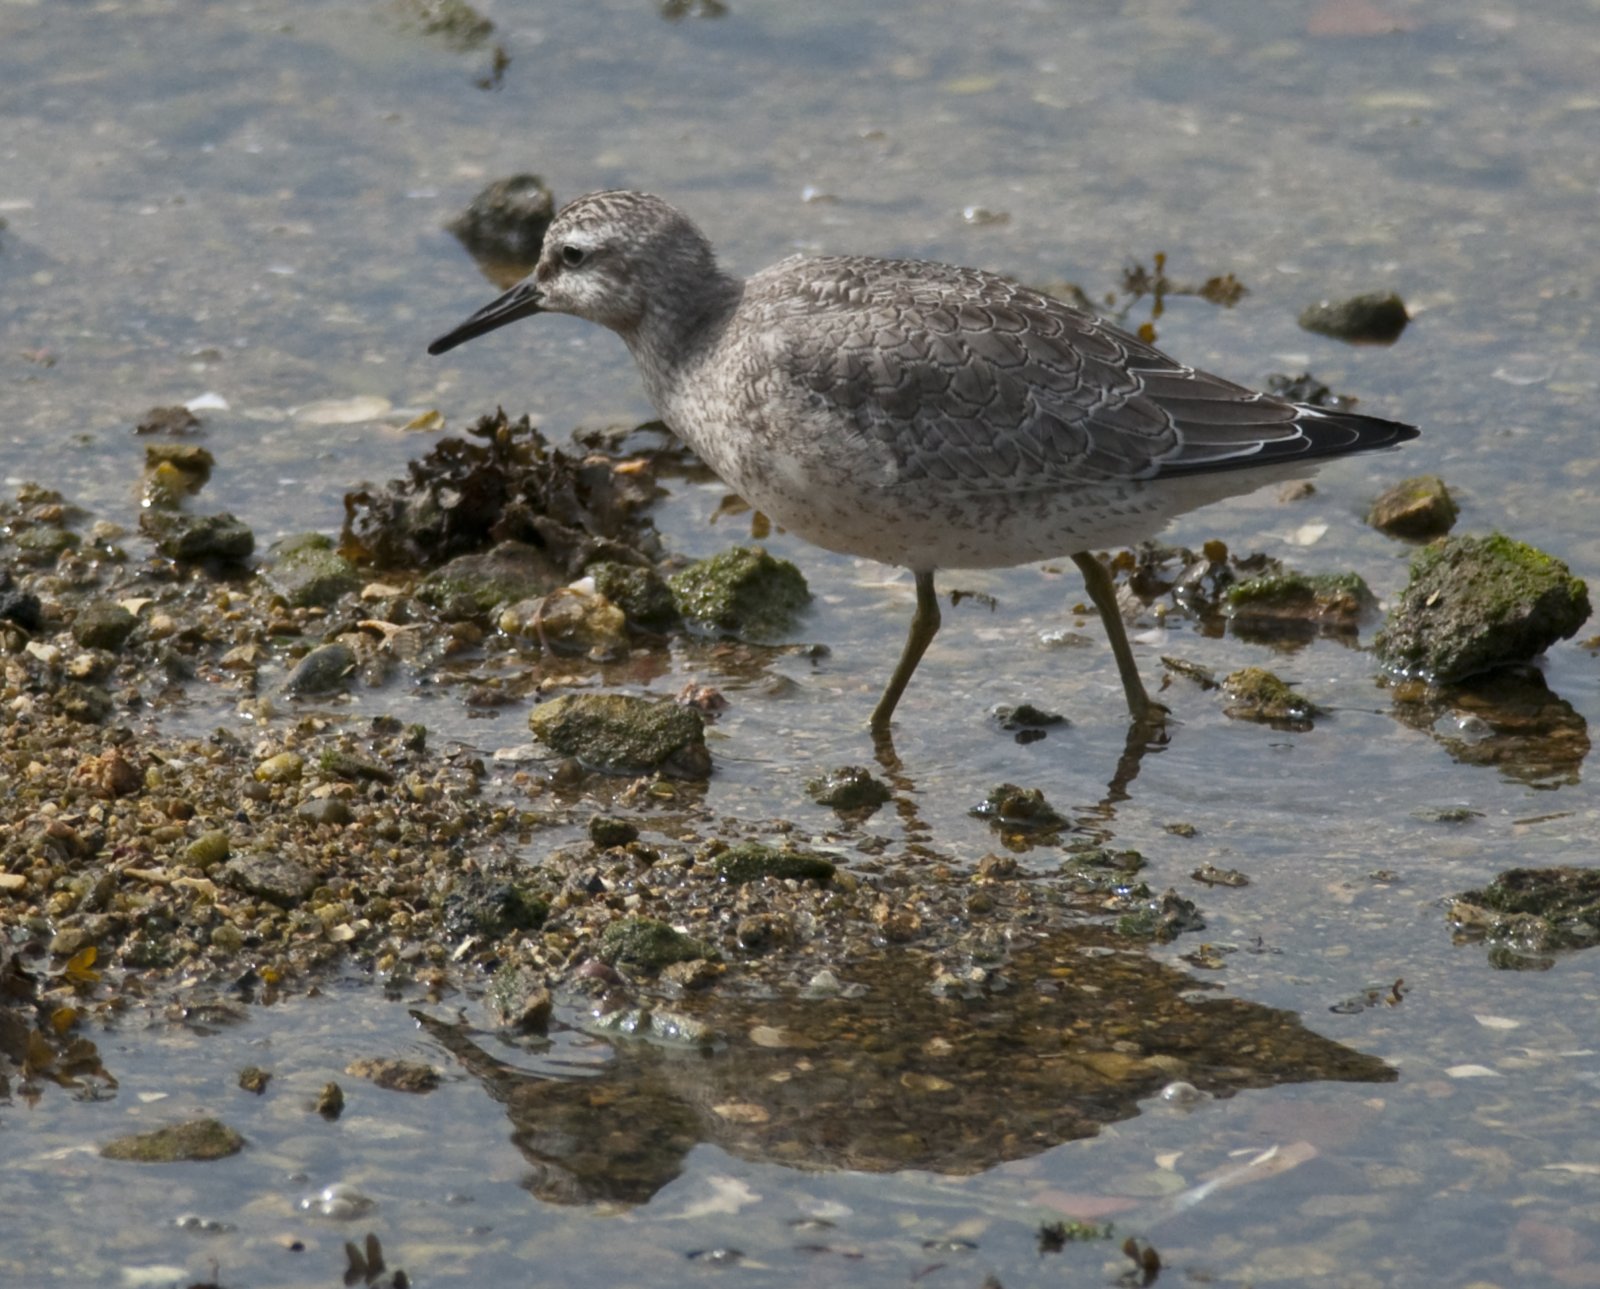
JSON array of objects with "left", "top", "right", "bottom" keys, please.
[{"left": 5, "top": 0, "right": 1600, "bottom": 1285}]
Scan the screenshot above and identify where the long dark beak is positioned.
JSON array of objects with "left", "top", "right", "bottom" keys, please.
[{"left": 427, "top": 279, "right": 545, "bottom": 356}]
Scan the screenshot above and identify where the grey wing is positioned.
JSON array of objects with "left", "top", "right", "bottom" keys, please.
[{"left": 775, "top": 271, "right": 1412, "bottom": 494}]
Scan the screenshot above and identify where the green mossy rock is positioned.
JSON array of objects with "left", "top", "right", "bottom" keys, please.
[
  {"left": 1376, "top": 534, "right": 1590, "bottom": 682},
  {"left": 669, "top": 546, "right": 810, "bottom": 639}
]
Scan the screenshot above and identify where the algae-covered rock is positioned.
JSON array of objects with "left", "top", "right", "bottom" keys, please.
[
  {"left": 970, "top": 784, "right": 1069, "bottom": 836},
  {"left": 1375, "top": 534, "right": 1590, "bottom": 683},
  {"left": 266, "top": 533, "right": 360, "bottom": 608},
  {"left": 1221, "top": 666, "right": 1321, "bottom": 730},
  {"left": 529, "top": 693, "right": 710, "bottom": 778},
  {"left": 669, "top": 545, "right": 810, "bottom": 639},
  {"left": 101, "top": 1117, "right": 243, "bottom": 1162},
  {"left": 485, "top": 965, "right": 554, "bottom": 1033},
  {"left": 1116, "top": 889, "right": 1206, "bottom": 943},
  {"left": 597, "top": 916, "right": 718, "bottom": 973},
  {"left": 438, "top": 873, "right": 549, "bottom": 941},
  {"left": 71, "top": 599, "right": 137, "bottom": 651},
  {"left": 1368, "top": 475, "right": 1458, "bottom": 540},
  {"left": 1297, "top": 291, "right": 1409, "bottom": 344},
  {"left": 712, "top": 842, "right": 835, "bottom": 885},
  {"left": 140, "top": 510, "right": 255, "bottom": 562},
  {"left": 420, "top": 540, "right": 562, "bottom": 616},
  {"left": 805, "top": 765, "right": 892, "bottom": 813},
  {"left": 1225, "top": 571, "right": 1375, "bottom": 628},
  {"left": 587, "top": 561, "right": 680, "bottom": 630}
]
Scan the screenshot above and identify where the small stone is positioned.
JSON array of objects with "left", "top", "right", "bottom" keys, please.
[
  {"left": 419, "top": 541, "right": 561, "bottom": 616},
  {"left": 254, "top": 752, "right": 304, "bottom": 783},
  {"left": 970, "top": 783, "right": 1069, "bottom": 835},
  {"left": 500, "top": 585, "right": 628, "bottom": 659},
  {"left": 184, "top": 830, "right": 231, "bottom": 870},
  {"left": 588, "top": 814, "right": 640, "bottom": 848},
  {"left": 314, "top": 1082, "right": 345, "bottom": 1120},
  {"left": 297, "top": 798, "right": 353, "bottom": 826},
  {"left": 135, "top": 405, "right": 202, "bottom": 435},
  {"left": 283, "top": 642, "right": 357, "bottom": 696},
  {"left": 586, "top": 561, "right": 680, "bottom": 630},
  {"left": 1297, "top": 291, "right": 1409, "bottom": 344},
  {"left": 70, "top": 600, "right": 137, "bottom": 651},
  {"left": 1225, "top": 571, "right": 1376, "bottom": 629},
  {"left": 238, "top": 1066, "right": 271, "bottom": 1095},
  {"left": 992, "top": 703, "right": 1067, "bottom": 730},
  {"left": 1367, "top": 474, "right": 1459, "bottom": 540},
  {"left": 13, "top": 525, "right": 77, "bottom": 563},
  {"left": 218, "top": 853, "right": 317, "bottom": 908},
  {"left": 1221, "top": 666, "right": 1321, "bottom": 729},
  {"left": 486, "top": 966, "right": 554, "bottom": 1033}
]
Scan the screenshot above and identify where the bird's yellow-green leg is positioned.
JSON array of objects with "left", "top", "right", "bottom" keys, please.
[
  {"left": 1070, "top": 551, "right": 1167, "bottom": 726},
  {"left": 870, "top": 570, "right": 941, "bottom": 732}
]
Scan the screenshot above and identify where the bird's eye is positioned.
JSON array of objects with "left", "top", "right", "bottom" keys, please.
[{"left": 560, "top": 244, "right": 586, "bottom": 267}]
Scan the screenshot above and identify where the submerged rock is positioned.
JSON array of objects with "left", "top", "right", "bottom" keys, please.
[
  {"left": 1451, "top": 867, "right": 1600, "bottom": 967},
  {"left": 971, "top": 784, "right": 1070, "bottom": 839},
  {"left": 1367, "top": 474, "right": 1458, "bottom": 540},
  {"left": 1375, "top": 534, "right": 1590, "bottom": 682},
  {"left": 805, "top": 765, "right": 892, "bottom": 814},
  {"left": 670, "top": 546, "right": 811, "bottom": 639},
  {"left": 101, "top": 1117, "right": 243, "bottom": 1162},
  {"left": 1221, "top": 667, "right": 1321, "bottom": 730},
  {"left": 529, "top": 692, "right": 711, "bottom": 778},
  {"left": 1297, "top": 291, "right": 1409, "bottom": 344}
]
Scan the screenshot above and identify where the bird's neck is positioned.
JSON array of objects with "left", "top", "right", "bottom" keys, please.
[{"left": 625, "top": 270, "right": 744, "bottom": 399}]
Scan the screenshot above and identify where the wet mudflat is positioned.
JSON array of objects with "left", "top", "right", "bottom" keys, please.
[{"left": 4, "top": 1, "right": 1600, "bottom": 1286}]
